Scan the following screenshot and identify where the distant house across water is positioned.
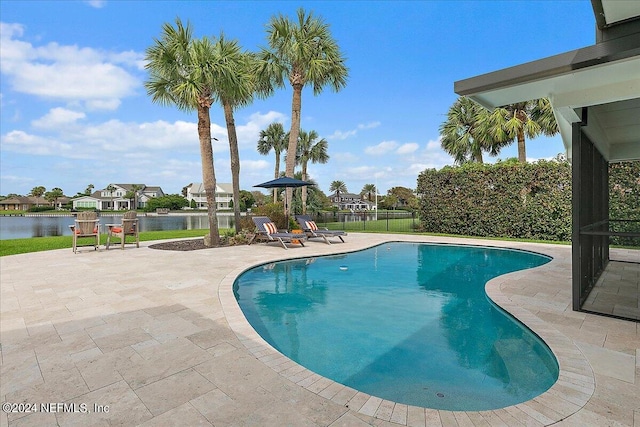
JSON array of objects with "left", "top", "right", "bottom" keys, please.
[
  {"left": 184, "top": 183, "right": 234, "bottom": 209},
  {"left": 328, "top": 192, "right": 375, "bottom": 211},
  {"left": 0, "top": 196, "right": 70, "bottom": 211},
  {"left": 71, "top": 184, "right": 165, "bottom": 210}
]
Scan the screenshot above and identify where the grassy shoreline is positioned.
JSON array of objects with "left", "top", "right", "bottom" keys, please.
[
  {"left": 0, "top": 229, "right": 214, "bottom": 257},
  {"left": 0, "top": 227, "right": 576, "bottom": 257}
]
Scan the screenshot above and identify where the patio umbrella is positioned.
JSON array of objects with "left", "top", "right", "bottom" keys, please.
[{"left": 254, "top": 177, "right": 315, "bottom": 225}]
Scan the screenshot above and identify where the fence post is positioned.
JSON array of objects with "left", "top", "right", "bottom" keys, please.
[{"left": 386, "top": 211, "right": 389, "bottom": 231}]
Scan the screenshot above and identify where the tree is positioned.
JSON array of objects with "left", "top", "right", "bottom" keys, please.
[
  {"left": 440, "top": 96, "right": 509, "bottom": 164},
  {"left": 106, "top": 184, "right": 116, "bottom": 210},
  {"left": 291, "top": 173, "right": 324, "bottom": 214},
  {"left": 486, "top": 98, "right": 558, "bottom": 163},
  {"left": 361, "top": 184, "right": 377, "bottom": 203},
  {"left": 29, "top": 186, "right": 46, "bottom": 198},
  {"left": 45, "top": 187, "right": 64, "bottom": 209},
  {"left": 296, "top": 129, "right": 328, "bottom": 214},
  {"left": 129, "top": 184, "right": 142, "bottom": 210},
  {"left": 257, "top": 122, "right": 288, "bottom": 202},
  {"left": 145, "top": 194, "right": 189, "bottom": 212},
  {"left": 145, "top": 18, "right": 221, "bottom": 246},
  {"left": 84, "top": 184, "right": 94, "bottom": 196},
  {"left": 258, "top": 7, "right": 348, "bottom": 218},
  {"left": 329, "top": 180, "right": 347, "bottom": 208},
  {"left": 209, "top": 34, "right": 262, "bottom": 233},
  {"left": 251, "top": 190, "right": 268, "bottom": 207},
  {"left": 238, "top": 190, "right": 255, "bottom": 212},
  {"left": 387, "top": 186, "right": 418, "bottom": 211}
]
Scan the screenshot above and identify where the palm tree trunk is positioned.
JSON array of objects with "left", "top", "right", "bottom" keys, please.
[
  {"left": 474, "top": 151, "right": 484, "bottom": 163},
  {"left": 285, "top": 82, "right": 303, "bottom": 218},
  {"left": 517, "top": 128, "right": 526, "bottom": 163},
  {"left": 197, "top": 103, "right": 220, "bottom": 247},
  {"left": 273, "top": 150, "right": 280, "bottom": 203},
  {"left": 223, "top": 101, "right": 242, "bottom": 233},
  {"left": 301, "top": 162, "right": 308, "bottom": 214}
]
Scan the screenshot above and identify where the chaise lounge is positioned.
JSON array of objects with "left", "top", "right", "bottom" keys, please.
[
  {"left": 295, "top": 215, "right": 347, "bottom": 244},
  {"left": 250, "top": 216, "right": 307, "bottom": 250}
]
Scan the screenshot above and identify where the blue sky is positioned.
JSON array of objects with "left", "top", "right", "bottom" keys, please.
[{"left": 1, "top": 0, "right": 596, "bottom": 198}]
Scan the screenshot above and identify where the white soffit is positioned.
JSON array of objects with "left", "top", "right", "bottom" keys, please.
[
  {"left": 601, "top": 0, "right": 640, "bottom": 26},
  {"left": 467, "top": 55, "right": 640, "bottom": 162}
]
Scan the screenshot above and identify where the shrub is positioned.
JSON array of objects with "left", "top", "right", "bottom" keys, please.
[{"left": 417, "top": 160, "right": 572, "bottom": 241}]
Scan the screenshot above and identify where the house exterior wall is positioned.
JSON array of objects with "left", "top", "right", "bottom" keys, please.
[{"left": 185, "top": 183, "right": 233, "bottom": 209}]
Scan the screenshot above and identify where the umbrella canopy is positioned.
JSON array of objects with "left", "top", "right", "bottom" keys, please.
[
  {"left": 254, "top": 177, "right": 315, "bottom": 226},
  {"left": 254, "top": 177, "right": 315, "bottom": 189}
]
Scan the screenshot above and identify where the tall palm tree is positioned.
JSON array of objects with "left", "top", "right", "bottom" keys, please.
[
  {"left": 440, "top": 96, "right": 508, "bottom": 164},
  {"left": 257, "top": 122, "right": 288, "bottom": 203},
  {"left": 258, "top": 7, "right": 348, "bottom": 218},
  {"left": 145, "top": 18, "right": 221, "bottom": 246},
  {"left": 296, "top": 129, "right": 328, "bottom": 214},
  {"left": 209, "top": 34, "right": 261, "bottom": 233},
  {"left": 486, "top": 98, "right": 558, "bottom": 163},
  {"left": 361, "top": 184, "right": 376, "bottom": 202},
  {"left": 329, "top": 180, "right": 347, "bottom": 209},
  {"left": 130, "top": 184, "right": 142, "bottom": 210},
  {"left": 106, "top": 184, "right": 116, "bottom": 210}
]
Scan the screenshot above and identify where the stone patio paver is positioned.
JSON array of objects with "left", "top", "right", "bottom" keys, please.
[{"left": 1, "top": 234, "right": 638, "bottom": 426}]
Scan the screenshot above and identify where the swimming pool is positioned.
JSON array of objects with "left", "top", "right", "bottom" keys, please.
[{"left": 234, "top": 242, "right": 559, "bottom": 411}]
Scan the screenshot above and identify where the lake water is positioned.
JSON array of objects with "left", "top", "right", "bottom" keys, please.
[{"left": 0, "top": 214, "right": 236, "bottom": 240}]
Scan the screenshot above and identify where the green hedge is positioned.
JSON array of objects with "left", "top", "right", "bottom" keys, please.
[{"left": 418, "top": 160, "right": 639, "bottom": 242}]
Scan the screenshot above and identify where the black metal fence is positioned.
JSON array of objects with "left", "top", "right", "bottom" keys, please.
[{"left": 306, "top": 211, "right": 419, "bottom": 233}]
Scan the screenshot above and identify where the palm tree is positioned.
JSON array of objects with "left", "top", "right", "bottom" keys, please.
[
  {"left": 45, "top": 187, "right": 63, "bottom": 209},
  {"left": 130, "top": 184, "right": 142, "bottom": 210},
  {"left": 209, "top": 34, "right": 261, "bottom": 233},
  {"left": 329, "top": 180, "right": 347, "bottom": 209},
  {"left": 106, "top": 184, "right": 116, "bottom": 210},
  {"left": 145, "top": 18, "right": 221, "bottom": 246},
  {"left": 29, "top": 186, "right": 46, "bottom": 198},
  {"left": 257, "top": 122, "right": 288, "bottom": 202},
  {"left": 361, "top": 184, "right": 376, "bottom": 202},
  {"left": 258, "top": 8, "right": 348, "bottom": 218},
  {"left": 296, "top": 129, "right": 328, "bottom": 214},
  {"left": 440, "top": 96, "right": 509, "bottom": 164},
  {"left": 486, "top": 98, "right": 558, "bottom": 163}
]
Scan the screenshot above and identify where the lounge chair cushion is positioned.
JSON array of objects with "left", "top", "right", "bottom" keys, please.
[
  {"left": 305, "top": 220, "right": 318, "bottom": 231},
  {"left": 264, "top": 222, "right": 278, "bottom": 234},
  {"left": 110, "top": 226, "right": 123, "bottom": 233}
]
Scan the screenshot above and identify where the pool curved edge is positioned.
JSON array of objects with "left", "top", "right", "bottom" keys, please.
[{"left": 219, "top": 238, "right": 595, "bottom": 426}]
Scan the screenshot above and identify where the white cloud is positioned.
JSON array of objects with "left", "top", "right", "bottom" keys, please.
[
  {"left": 85, "top": 1, "right": 107, "bottom": 9},
  {"left": 234, "top": 111, "right": 287, "bottom": 148},
  {"left": 328, "top": 121, "right": 380, "bottom": 140},
  {"left": 32, "top": 108, "right": 86, "bottom": 129},
  {"left": 426, "top": 138, "right": 442, "bottom": 150},
  {"left": 397, "top": 143, "right": 419, "bottom": 155},
  {"left": 1, "top": 130, "right": 74, "bottom": 157},
  {"left": 0, "top": 22, "right": 141, "bottom": 110},
  {"left": 332, "top": 152, "right": 359, "bottom": 163},
  {"left": 241, "top": 159, "right": 270, "bottom": 170},
  {"left": 365, "top": 140, "right": 398, "bottom": 155}
]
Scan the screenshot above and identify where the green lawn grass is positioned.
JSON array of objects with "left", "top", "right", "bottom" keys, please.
[{"left": 0, "top": 229, "right": 216, "bottom": 257}]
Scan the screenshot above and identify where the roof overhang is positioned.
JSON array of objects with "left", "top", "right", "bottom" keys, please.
[{"left": 454, "top": 8, "right": 640, "bottom": 163}]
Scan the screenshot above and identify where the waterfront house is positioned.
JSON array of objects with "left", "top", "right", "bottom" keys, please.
[
  {"left": 71, "top": 184, "right": 165, "bottom": 210},
  {"left": 0, "top": 196, "right": 70, "bottom": 211},
  {"left": 327, "top": 192, "right": 374, "bottom": 211},
  {"left": 185, "top": 183, "right": 234, "bottom": 209}
]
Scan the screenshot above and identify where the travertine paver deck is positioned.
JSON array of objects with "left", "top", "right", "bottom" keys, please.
[
  {"left": 583, "top": 260, "right": 640, "bottom": 320},
  {"left": 1, "top": 234, "right": 638, "bottom": 426}
]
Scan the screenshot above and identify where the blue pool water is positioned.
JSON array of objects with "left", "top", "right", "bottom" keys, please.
[{"left": 234, "top": 242, "right": 559, "bottom": 411}]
